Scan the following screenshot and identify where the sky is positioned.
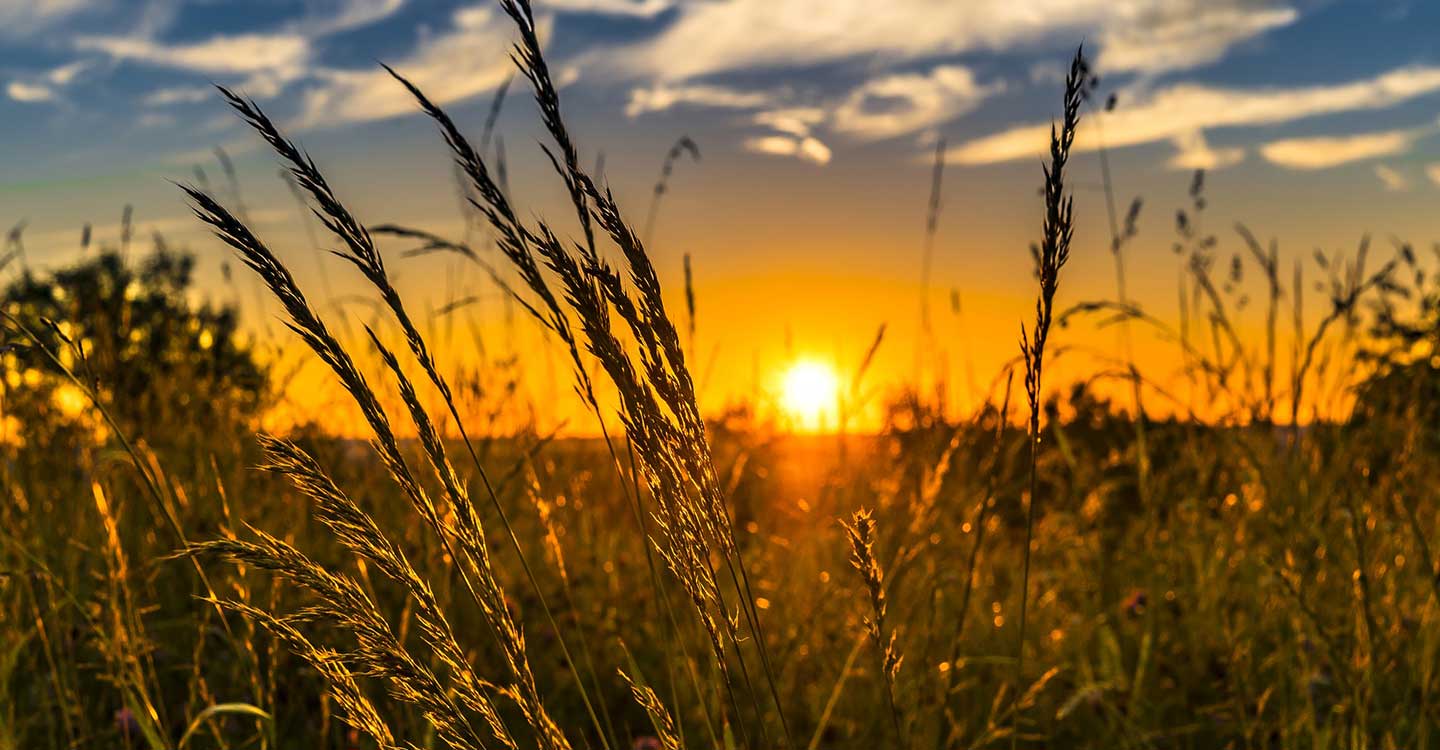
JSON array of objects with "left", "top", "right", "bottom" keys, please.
[{"left": 3, "top": 0, "right": 1440, "bottom": 428}]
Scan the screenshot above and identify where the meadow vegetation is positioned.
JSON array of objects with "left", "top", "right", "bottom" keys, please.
[{"left": 6, "top": 3, "right": 1440, "bottom": 748}]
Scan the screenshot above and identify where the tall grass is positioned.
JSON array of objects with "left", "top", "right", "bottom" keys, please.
[
  {"left": 170, "top": 1, "right": 802, "bottom": 747},
  {"left": 1013, "top": 47, "right": 1085, "bottom": 744}
]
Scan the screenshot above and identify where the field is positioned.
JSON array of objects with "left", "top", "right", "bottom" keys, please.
[{"left": 5, "top": 3, "right": 1440, "bottom": 749}]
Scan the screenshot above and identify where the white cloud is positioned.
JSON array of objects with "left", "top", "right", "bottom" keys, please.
[
  {"left": 753, "top": 107, "right": 826, "bottom": 137},
  {"left": 629, "top": 66, "right": 999, "bottom": 150},
  {"left": 75, "top": 32, "right": 311, "bottom": 77},
  {"left": 1426, "top": 163, "right": 1440, "bottom": 187},
  {"left": 144, "top": 86, "right": 214, "bottom": 106},
  {"left": 1098, "top": 4, "right": 1297, "bottom": 74},
  {"left": 746, "top": 106, "right": 834, "bottom": 164},
  {"left": 50, "top": 2, "right": 400, "bottom": 109},
  {"left": 293, "top": 0, "right": 406, "bottom": 36},
  {"left": 625, "top": 82, "right": 775, "bottom": 118},
  {"left": 745, "top": 134, "right": 832, "bottom": 165},
  {"left": 1374, "top": 164, "right": 1408, "bottom": 191},
  {"left": 45, "top": 59, "right": 90, "bottom": 86},
  {"left": 3, "top": 59, "right": 92, "bottom": 105},
  {"left": 6, "top": 80, "right": 58, "bottom": 103},
  {"left": 609, "top": 0, "right": 1296, "bottom": 81},
  {"left": 536, "top": 0, "right": 674, "bottom": 17},
  {"left": 294, "top": 6, "right": 517, "bottom": 129},
  {"left": 949, "top": 65, "right": 1440, "bottom": 167},
  {"left": 1259, "top": 129, "right": 1418, "bottom": 169},
  {"left": 831, "top": 65, "right": 999, "bottom": 140},
  {"left": 1168, "top": 131, "right": 1244, "bottom": 170}
]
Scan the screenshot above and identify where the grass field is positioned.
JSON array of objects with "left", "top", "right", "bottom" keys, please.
[{"left": 5, "top": 3, "right": 1440, "bottom": 749}]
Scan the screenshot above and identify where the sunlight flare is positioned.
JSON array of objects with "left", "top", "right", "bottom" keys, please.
[{"left": 780, "top": 358, "right": 840, "bottom": 431}]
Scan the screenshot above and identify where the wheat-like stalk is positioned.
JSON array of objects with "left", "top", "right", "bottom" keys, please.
[
  {"left": 1014, "top": 45, "right": 1086, "bottom": 746},
  {"left": 181, "top": 180, "right": 570, "bottom": 749},
  {"left": 185, "top": 528, "right": 493, "bottom": 750},
  {"left": 170, "top": 4, "right": 890, "bottom": 747},
  {"left": 618, "top": 669, "right": 683, "bottom": 750},
  {"left": 842, "top": 508, "right": 904, "bottom": 743},
  {"left": 385, "top": 4, "right": 792, "bottom": 741},
  {"left": 254, "top": 434, "right": 516, "bottom": 745}
]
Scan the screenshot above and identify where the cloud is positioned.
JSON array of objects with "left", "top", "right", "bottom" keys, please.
[
  {"left": 1259, "top": 129, "right": 1418, "bottom": 169},
  {"left": 949, "top": 65, "right": 1440, "bottom": 167},
  {"left": 46, "top": 59, "right": 90, "bottom": 86},
  {"left": 744, "top": 106, "right": 832, "bottom": 164},
  {"left": 292, "top": 0, "right": 406, "bottom": 36},
  {"left": 629, "top": 66, "right": 998, "bottom": 148},
  {"left": 625, "top": 82, "right": 775, "bottom": 118},
  {"left": 4, "top": 59, "right": 92, "bottom": 105},
  {"left": 1168, "top": 131, "right": 1244, "bottom": 170},
  {"left": 1098, "top": 3, "right": 1297, "bottom": 74},
  {"left": 536, "top": 0, "right": 674, "bottom": 17},
  {"left": 1426, "top": 163, "right": 1440, "bottom": 187},
  {"left": 1374, "top": 164, "right": 1408, "bottom": 191},
  {"left": 143, "top": 86, "right": 214, "bottom": 106},
  {"left": 753, "top": 107, "right": 826, "bottom": 137},
  {"left": 831, "top": 65, "right": 999, "bottom": 140},
  {"left": 0, "top": 0, "right": 94, "bottom": 38},
  {"left": 293, "top": 6, "right": 516, "bottom": 129},
  {"left": 75, "top": 32, "right": 311, "bottom": 77},
  {"left": 63, "top": 1, "right": 402, "bottom": 105},
  {"left": 744, "top": 134, "right": 832, "bottom": 165},
  {"left": 609, "top": 0, "right": 1296, "bottom": 82},
  {"left": 6, "top": 81, "right": 58, "bottom": 103}
]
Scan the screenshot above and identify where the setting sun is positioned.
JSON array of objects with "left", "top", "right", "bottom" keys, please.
[{"left": 780, "top": 359, "right": 841, "bottom": 431}]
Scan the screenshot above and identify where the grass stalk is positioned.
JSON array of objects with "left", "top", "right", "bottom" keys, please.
[{"left": 1014, "top": 46, "right": 1086, "bottom": 748}]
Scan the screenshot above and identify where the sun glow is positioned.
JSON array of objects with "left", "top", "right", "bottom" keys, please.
[{"left": 780, "top": 359, "right": 840, "bottom": 431}]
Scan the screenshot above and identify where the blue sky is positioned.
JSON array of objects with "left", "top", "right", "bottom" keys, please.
[
  {"left": 4, "top": 0, "right": 1438, "bottom": 179},
  {"left": 4, "top": 0, "right": 1440, "bottom": 416}
]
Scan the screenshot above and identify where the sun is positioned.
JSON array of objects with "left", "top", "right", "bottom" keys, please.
[{"left": 780, "top": 359, "right": 841, "bottom": 431}]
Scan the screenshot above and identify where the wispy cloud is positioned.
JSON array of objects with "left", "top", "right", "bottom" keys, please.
[
  {"left": 831, "top": 65, "right": 999, "bottom": 141},
  {"left": 291, "top": 0, "right": 407, "bottom": 36},
  {"left": 949, "top": 65, "right": 1440, "bottom": 168},
  {"left": 1097, "top": 3, "right": 1297, "bottom": 74},
  {"left": 625, "top": 82, "right": 776, "bottom": 118},
  {"left": 1168, "top": 131, "right": 1245, "bottom": 170},
  {"left": 743, "top": 106, "right": 832, "bottom": 164},
  {"left": 45, "top": 59, "right": 90, "bottom": 86},
  {"left": 75, "top": 32, "right": 311, "bottom": 77},
  {"left": 629, "top": 65, "right": 999, "bottom": 153},
  {"left": 6, "top": 81, "right": 58, "bottom": 103},
  {"left": 143, "top": 86, "right": 214, "bottom": 106},
  {"left": 753, "top": 107, "right": 826, "bottom": 137},
  {"left": 744, "top": 134, "right": 832, "bottom": 165},
  {"left": 1259, "top": 128, "right": 1420, "bottom": 169},
  {"left": 0, "top": 0, "right": 94, "bottom": 39},
  {"left": 610, "top": 0, "right": 1296, "bottom": 82},
  {"left": 293, "top": 6, "right": 517, "bottom": 129},
  {"left": 105, "top": 1, "right": 405, "bottom": 108},
  {"left": 3, "top": 58, "right": 93, "bottom": 105},
  {"left": 1374, "top": 164, "right": 1408, "bottom": 191},
  {"left": 536, "top": 0, "right": 674, "bottom": 17}
]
